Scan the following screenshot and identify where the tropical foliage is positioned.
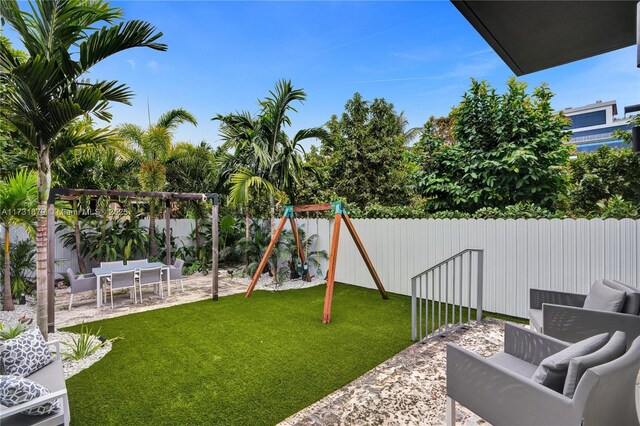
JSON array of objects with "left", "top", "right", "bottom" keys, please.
[
  {"left": 119, "top": 109, "right": 198, "bottom": 257},
  {"left": 0, "top": 239, "right": 36, "bottom": 301},
  {"left": 0, "top": 170, "right": 37, "bottom": 310},
  {"left": 566, "top": 145, "right": 640, "bottom": 216},
  {"left": 0, "top": 0, "right": 166, "bottom": 335}
]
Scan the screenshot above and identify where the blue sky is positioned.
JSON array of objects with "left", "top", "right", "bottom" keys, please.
[{"left": 3, "top": 1, "right": 639, "bottom": 148}]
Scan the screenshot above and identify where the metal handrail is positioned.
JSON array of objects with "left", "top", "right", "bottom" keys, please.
[
  {"left": 411, "top": 248, "right": 482, "bottom": 280},
  {"left": 411, "top": 249, "right": 484, "bottom": 342}
]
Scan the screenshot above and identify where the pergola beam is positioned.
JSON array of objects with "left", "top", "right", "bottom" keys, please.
[{"left": 61, "top": 188, "right": 217, "bottom": 202}]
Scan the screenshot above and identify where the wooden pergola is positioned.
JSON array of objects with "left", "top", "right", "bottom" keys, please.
[{"left": 46, "top": 188, "right": 219, "bottom": 332}]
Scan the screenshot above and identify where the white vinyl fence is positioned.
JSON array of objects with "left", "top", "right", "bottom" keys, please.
[
  {"left": 3, "top": 217, "right": 638, "bottom": 319},
  {"left": 332, "top": 218, "right": 640, "bottom": 319}
]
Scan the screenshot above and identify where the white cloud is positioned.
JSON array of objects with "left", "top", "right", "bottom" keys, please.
[
  {"left": 147, "top": 60, "right": 159, "bottom": 72},
  {"left": 126, "top": 59, "right": 136, "bottom": 71}
]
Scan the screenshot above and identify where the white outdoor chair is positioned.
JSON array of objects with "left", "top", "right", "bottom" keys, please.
[
  {"left": 138, "top": 267, "right": 163, "bottom": 301},
  {"left": 161, "top": 258, "right": 185, "bottom": 294},
  {"left": 100, "top": 260, "right": 124, "bottom": 268},
  {"left": 66, "top": 268, "right": 97, "bottom": 311},
  {"left": 126, "top": 259, "right": 148, "bottom": 267},
  {"left": 106, "top": 269, "right": 137, "bottom": 309}
]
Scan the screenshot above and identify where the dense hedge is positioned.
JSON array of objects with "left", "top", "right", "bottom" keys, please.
[{"left": 344, "top": 201, "right": 636, "bottom": 220}]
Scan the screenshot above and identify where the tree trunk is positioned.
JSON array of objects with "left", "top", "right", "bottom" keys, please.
[
  {"left": 269, "top": 193, "right": 276, "bottom": 278},
  {"left": 3, "top": 227, "right": 14, "bottom": 311},
  {"left": 36, "top": 147, "right": 51, "bottom": 338},
  {"left": 73, "top": 202, "right": 86, "bottom": 273},
  {"left": 194, "top": 217, "right": 201, "bottom": 261},
  {"left": 245, "top": 207, "right": 250, "bottom": 266},
  {"left": 149, "top": 203, "right": 157, "bottom": 258}
]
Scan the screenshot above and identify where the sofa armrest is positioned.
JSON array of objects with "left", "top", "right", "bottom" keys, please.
[
  {"left": 543, "top": 304, "right": 640, "bottom": 347},
  {"left": 0, "top": 389, "right": 67, "bottom": 419},
  {"left": 530, "top": 288, "right": 586, "bottom": 310},
  {"left": 46, "top": 340, "right": 62, "bottom": 361},
  {"left": 447, "top": 343, "right": 579, "bottom": 425},
  {"left": 503, "top": 323, "right": 569, "bottom": 365}
]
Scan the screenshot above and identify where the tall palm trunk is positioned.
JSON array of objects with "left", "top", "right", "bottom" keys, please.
[
  {"left": 36, "top": 147, "right": 50, "bottom": 338},
  {"left": 269, "top": 193, "right": 276, "bottom": 278},
  {"left": 3, "top": 227, "right": 14, "bottom": 311},
  {"left": 73, "top": 202, "right": 87, "bottom": 273},
  {"left": 194, "top": 217, "right": 201, "bottom": 261},
  {"left": 245, "top": 207, "right": 250, "bottom": 266},
  {"left": 149, "top": 203, "right": 157, "bottom": 258}
]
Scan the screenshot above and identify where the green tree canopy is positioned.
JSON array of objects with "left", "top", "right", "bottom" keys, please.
[
  {"left": 413, "top": 78, "right": 571, "bottom": 212},
  {"left": 567, "top": 145, "right": 640, "bottom": 215},
  {"left": 325, "top": 93, "right": 412, "bottom": 208}
]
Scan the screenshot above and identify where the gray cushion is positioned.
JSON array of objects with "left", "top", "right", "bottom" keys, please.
[
  {"left": 531, "top": 332, "right": 609, "bottom": 393},
  {"left": 583, "top": 280, "right": 626, "bottom": 312},
  {"left": 488, "top": 352, "right": 538, "bottom": 378},
  {"left": 562, "top": 331, "right": 627, "bottom": 398},
  {"left": 0, "top": 375, "right": 61, "bottom": 416},
  {"left": 0, "top": 329, "right": 53, "bottom": 377},
  {"left": 529, "top": 308, "right": 543, "bottom": 332},
  {"left": 603, "top": 279, "right": 640, "bottom": 315}
]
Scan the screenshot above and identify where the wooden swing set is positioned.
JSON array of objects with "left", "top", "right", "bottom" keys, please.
[{"left": 245, "top": 202, "right": 388, "bottom": 323}]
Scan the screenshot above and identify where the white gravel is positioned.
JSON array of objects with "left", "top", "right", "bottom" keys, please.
[
  {"left": 234, "top": 273, "right": 326, "bottom": 291},
  {"left": 0, "top": 303, "right": 112, "bottom": 379}
]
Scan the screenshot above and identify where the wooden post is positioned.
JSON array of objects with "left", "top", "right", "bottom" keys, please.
[
  {"left": 164, "top": 200, "right": 171, "bottom": 266},
  {"left": 342, "top": 214, "right": 388, "bottom": 299},
  {"left": 245, "top": 216, "right": 288, "bottom": 297},
  {"left": 289, "top": 217, "right": 310, "bottom": 281},
  {"left": 46, "top": 202, "right": 55, "bottom": 333},
  {"left": 323, "top": 213, "right": 342, "bottom": 324},
  {"left": 212, "top": 201, "right": 219, "bottom": 301}
]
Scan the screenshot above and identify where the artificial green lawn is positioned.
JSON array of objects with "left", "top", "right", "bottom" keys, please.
[{"left": 63, "top": 284, "right": 414, "bottom": 425}]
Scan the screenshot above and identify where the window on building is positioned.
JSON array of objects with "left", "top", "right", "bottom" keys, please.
[{"left": 566, "top": 110, "right": 606, "bottom": 129}]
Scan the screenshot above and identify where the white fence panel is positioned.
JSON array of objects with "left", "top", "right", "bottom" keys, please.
[
  {"left": 332, "top": 218, "right": 640, "bottom": 318},
  {"left": 3, "top": 217, "right": 638, "bottom": 319}
]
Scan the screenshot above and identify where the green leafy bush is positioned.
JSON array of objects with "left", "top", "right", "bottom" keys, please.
[
  {"left": 596, "top": 196, "right": 639, "bottom": 219},
  {"left": 567, "top": 146, "right": 640, "bottom": 215},
  {"left": 0, "top": 239, "right": 36, "bottom": 299},
  {"left": 411, "top": 78, "right": 571, "bottom": 212},
  {"left": 473, "top": 202, "right": 561, "bottom": 219}
]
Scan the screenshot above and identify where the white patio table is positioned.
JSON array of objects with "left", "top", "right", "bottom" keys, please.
[{"left": 91, "top": 262, "right": 170, "bottom": 308}]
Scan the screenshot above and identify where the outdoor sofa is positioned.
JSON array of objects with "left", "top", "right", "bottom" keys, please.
[
  {"left": 529, "top": 278, "right": 640, "bottom": 347},
  {"left": 446, "top": 323, "right": 640, "bottom": 426},
  {"left": 0, "top": 339, "right": 70, "bottom": 426}
]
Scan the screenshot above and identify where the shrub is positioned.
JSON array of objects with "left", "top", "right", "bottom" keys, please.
[
  {"left": 568, "top": 146, "right": 640, "bottom": 214},
  {"left": 61, "top": 323, "right": 121, "bottom": 361},
  {"left": 596, "top": 196, "right": 639, "bottom": 219},
  {"left": 0, "top": 239, "right": 36, "bottom": 299},
  {"left": 0, "top": 322, "right": 28, "bottom": 340},
  {"left": 473, "top": 202, "right": 561, "bottom": 219}
]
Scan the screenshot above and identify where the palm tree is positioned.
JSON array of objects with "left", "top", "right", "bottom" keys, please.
[
  {"left": 214, "top": 80, "right": 328, "bottom": 231},
  {"left": 53, "top": 119, "right": 127, "bottom": 273},
  {"left": 166, "top": 141, "right": 216, "bottom": 259},
  {"left": 0, "top": 170, "right": 37, "bottom": 311},
  {"left": 0, "top": 0, "right": 166, "bottom": 336},
  {"left": 119, "top": 109, "right": 197, "bottom": 258}
]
